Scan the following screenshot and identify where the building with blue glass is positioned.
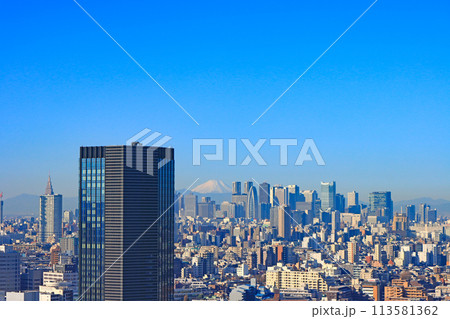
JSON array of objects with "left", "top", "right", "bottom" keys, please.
[
  {"left": 79, "top": 145, "right": 174, "bottom": 301},
  {"left": 320, "top": 181, "right": 336, "bottom": 211},
  {"left": 368, "top": 191, "right": 393, "bottom": 221}
]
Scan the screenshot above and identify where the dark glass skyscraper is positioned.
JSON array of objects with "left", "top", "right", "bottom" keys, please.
[
  {"left": 0, "top": 193, "right": 3, "bottom": 224},
  {"left": 79, "top": 145, "right": 174, "bottom": 301},
  {"left": 369, "top": 191, "right": 393, "bottom": 221},
  {"left": 259, "top": 182, "right": 270, "bottom": 204}
]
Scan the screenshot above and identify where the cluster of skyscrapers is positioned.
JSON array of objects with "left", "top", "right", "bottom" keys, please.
[
  {"left": 0, "top": 143, "right": 447, "bottom": 302},
  {"left": 178, "top": 180, "right": 401, "bottom": 244}
]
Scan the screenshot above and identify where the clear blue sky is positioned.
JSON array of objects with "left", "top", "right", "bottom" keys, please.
[{"left": 0, "top": 0, "right": 449, "bottom": 201}]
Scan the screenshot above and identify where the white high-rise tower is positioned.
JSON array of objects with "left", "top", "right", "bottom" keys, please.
[{"left": 39, "top": 175, "right": 63, "bottom": 243}]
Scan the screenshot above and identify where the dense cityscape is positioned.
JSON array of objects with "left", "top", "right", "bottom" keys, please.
[
  {"left": 1, "top": 2, "right": 448, "bottom": 318},
  {"left": 0, "top": 145, "right": 449, "bottom": 301}
]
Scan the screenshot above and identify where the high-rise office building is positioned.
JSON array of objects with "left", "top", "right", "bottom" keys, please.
[
  {"left": 243, "top": 181, "right": 253, "bottom": 195},
  {"left": 302, "top": 190, "right": 318, "bottom": 203},
  {"left": 63, "top": 210, "right": 74, "bottom": 224},
  {"left": 79, "top": 145, "right": 174, "bottom": 301},
  {"left": 246, "top": 186, "right": 258, "bottom": 220},
  {"left": 301, "top": 190, "right": 317, "bottom": 214},
  {"left": 277, "top": 205, "right": 291, "bottom": 240},
  {"left": 174, "top": 192, "right": 183, "bottom": 217},
  {"left": 374, "top": 243, "right": 381, "bottom": 262},
  {"left": 393, "top": 213, "right": 408, "bottom": 232},
  {"left": 0, "top": 192, "right": 3, "bottom": 224},
  {"left": 271, "top": 185, "right": 287, "bottom": 207},
  {"left": 417, "top": 203, "right": 430, "bottom": 224},
  {"left": 198, "top": 197, "right": 214, "bottom": 219},
  {"left": 39, "top": 176, "right": 63, "bottom": 243},
  {"left": 286, "top": 185, "right": 299, "bottom": 210},
  {"left": 368, "top": 191, "right": 393, "bottom": 221},
  {"left": 0, "top": 245, "right": 20, "bottom": 292},
  {"left": 231, "top": 193, "right": 248, "bottom": 216},
  {"left": 270, "top": 207, "right": 279, "bottom": 230},
  {"left": 331, "top": 210, "right": 341, "bottom": 236},
  {"left": 347, "top": 191, "right": 359, "bottom": 207},
  {"left": 220, "top": 201, "right": 237, "bottom": 219},
  {"left": 184, "top": 194, "right": 198, "bottom": 218},
  {"left": 335, "top": 194, "right": 345, "bottom": 213},
  {"left": 232, "top": 182, "right": 241, "bottom": 195},
  {"left": 259, "top": 203, "right": 270, "bottom": 220},
  {"left": 405, "top": 205, "right": 416, "bottom": 222},
  {"left": 320, "top": 181, "right": 336, "bottom": 211},
  {"left": 348, "top": 241, "right": 358, "bottom": 263},
  {"left": 259, "top": 182, "right": 270, "bottom": 204},
  {"left": 426, "top": 209, "right": 437, "bottom": 224}
]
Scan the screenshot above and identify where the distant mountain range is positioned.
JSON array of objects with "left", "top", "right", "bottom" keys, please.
[
  {"left": 3, "top": 189, "right": 450, "bottom": 218},
  {"left": 2, "top": 194, "right": 78, "bottom": 218}
]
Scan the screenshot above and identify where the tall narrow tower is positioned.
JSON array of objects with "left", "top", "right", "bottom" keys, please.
[
  {"left": 320, "top": 181, "right": 336, "bottom": 211},
  {"left": 246, "top": 186, "right": 258, "bottom": 220},
  {"left": 0, "top": 192, "right": 3, "bottom": 224},
  {"left": 78, "top": 145, "right": 175, "bottom": 301},
  {"left": 39, "top": 176, "right": 63, "bottom": 243}
]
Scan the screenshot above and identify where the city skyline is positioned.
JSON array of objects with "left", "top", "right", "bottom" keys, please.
[
  {"left": 0, "top": 148, "right": 449, "bottom": 302},
  {"left": 2, "top": 175, "right": 449, "bottom": 203}
]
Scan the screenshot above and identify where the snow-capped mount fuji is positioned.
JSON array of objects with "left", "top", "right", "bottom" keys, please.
[{"left": 191, "top": 180, "right": 231, "bottom": 194}]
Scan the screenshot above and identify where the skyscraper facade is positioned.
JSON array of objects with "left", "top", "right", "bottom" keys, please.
[
  {"left": 79, "top": 145, "right": 174, "bottom": 301},
  {"left": 418, "top": 203, "right": 430, "bottom": 224},
  {"left": 335, "top": 194, "right": 345, "bottom": 213},
  {"left": 232, "top": 182, "right": 241, "bottom": 195},
  {"left": 347, "top": 191, "right": 359, "bottom": 207},
  {"left": 39, "top": 176, "right": 63, "bottom": 243},
  {"left": 246, "top": 186, "right": 258, "bottom": 220},
  {"left": 302, "top": 190, "right": 318, "bottom": 203},
  {"left": 405, "top": 205, "right": 416, "bottom": 222},
  {"left": 258, "top": 182, "right": 270, "bottom": 204},
  {"left": 271, "top": 186, "right": 287, "bottom": 207},
  {"left": 368, "top": 191, "right": 393, "bottom": 221},
  {"left": 320, "top": 181, "right": 336, "bottom": 211},
  {"left": 243, "top": 181, "right": 253, "bottom": 195},
  {"left": 426, "top": 209, "right": 437, "bottom": 224},
  {"left": 184, "top": 194, "right": 198, "bottom": 218},
  {"left": 0, "top": 245, "right": 20, "bottom": 292},
  {"left": 198, "top": 197, "right": 214, "bottom": 219},
  {"left": 0, "top": 192, "right": 3, "bottom": 224},
  {"left": 277, "top": 205, "right": 291, "bottom": 240},
  {"left": 286, "top": 185, "right": 299, "bottom": 210},
  {"left": 348, "top": 241, "right": 358, "bottom": 263},
  {"left": 331, "top": 210, "right": 341, "bottom": 235}
]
